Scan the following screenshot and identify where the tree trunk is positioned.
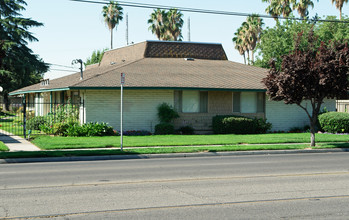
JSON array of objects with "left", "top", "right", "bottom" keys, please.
[
  {"left": 251, "top": 50, "right": 254, "bottom": 64},
  {"left": 340, "top": 8, "right": 342, "bottom": 20},
  {"left": 247, "top": 49, "right": 250, "bottom": 65},
  {"left": 243, "top": 53, "right": 246, "bottom": 65},
  {"left": 110, "top": 29, "right": 113, "bottom": 49},
  {"left": 310, "top": 125, "right": 316, "bottom": 147}
]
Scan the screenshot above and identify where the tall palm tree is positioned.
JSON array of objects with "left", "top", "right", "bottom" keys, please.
[
  {"left": 102, "top": 1, "right": 123, "bottom": 49},
  {"left": 233, "top": 15, "right": 264, "bottom": 65},
  {"left": 148, "top": 9, "right": 167, "bottom": 40},
  {"left": 166, "top": 9, "right": 184, "bottom": 41},
  {"left": 262, "top": 0, "right": 294, "bottom": 21},
  {"left": 293, "top": 0, "right": 315, "bottom": 18},
  {"left": 245, "top": 15, "right": 264, "bottom": 64},
  {"left": 148, "top": 8, "right": 184, "bottom": 41},
  {"left": 331, "top": 0, "right": 348, "bottom": 20},
  {"left": 232, "top": 27, "right": 247, "bottom": 64}
]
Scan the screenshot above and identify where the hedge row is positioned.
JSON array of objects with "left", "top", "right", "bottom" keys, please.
[{"left": 212, "top": 115, "right": 272, "bottom": 134}]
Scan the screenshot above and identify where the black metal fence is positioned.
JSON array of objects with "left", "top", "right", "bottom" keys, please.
[{"left": 0, "top": 98, "right": 84, "bottom": 138}]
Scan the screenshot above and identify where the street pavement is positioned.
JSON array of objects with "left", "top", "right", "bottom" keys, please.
[{"left": 1, "top": 152, "right": 349, "bottom": 219}]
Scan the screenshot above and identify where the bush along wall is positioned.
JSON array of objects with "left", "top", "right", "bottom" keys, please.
[
  {"left": 318, "top": 112, "right": 349, "bottom": 133},
  {"left": 212, "top": 115, "right": 272, "bottom": 134},
  {"left": 155, "top": 103, "right": 179, "bottom": 135}
]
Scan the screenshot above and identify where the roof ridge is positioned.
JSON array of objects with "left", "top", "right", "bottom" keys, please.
[{"left": 71, "top": 58, "right": 146, "bottom": 87}]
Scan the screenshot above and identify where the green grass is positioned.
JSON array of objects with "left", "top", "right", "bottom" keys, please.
[
  {"left": 0, "top": 115, "right": 24, "bottom": 136},
  {"left": 1, "top": 142, "right": 348, "bottom": 159},
  {"left": 31, "top": 133, "right": 349, "bottom": 150},
  {"left": 0, "top": 141, "right": 9, "bottom": 151}
]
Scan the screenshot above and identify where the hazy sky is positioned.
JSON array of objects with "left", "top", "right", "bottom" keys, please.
[{"left": 22, "top": 0, "right": 347, "bottom": 79}]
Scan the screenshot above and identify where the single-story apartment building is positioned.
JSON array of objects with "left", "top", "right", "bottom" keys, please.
[{"left": 10, "top": 41, "right": 335, "bottom": 132}]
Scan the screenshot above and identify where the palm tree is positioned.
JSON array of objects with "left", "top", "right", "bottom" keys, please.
[
  {"left": 245, "top": 15, "right": 264, "bottom": 64},
  {"left": 331, "top": 0, "right": 348, "bottom": 20},
  {"left": 148, "top": 9, "right": 167, "bottom": 40},
  {"left": 148, "top": 8, "right": 184, "bottom": 41},
  {"left": 293, "top": 0, "right": 315, "bottom": 18},
  {"left": 102, "top": 1, "right": 123, "bottom": 49},
  {"left": 232, "top": 27, "right": 247, "bottom": 64},
  {"left": 262, "top": 0, "right": 294, "bottom": 21},
  {"left": 166, "top": 9, "right": 184, "bottom": 41},
  {"left": 233, "top": 15, "right": 264, "bottom": 65}
]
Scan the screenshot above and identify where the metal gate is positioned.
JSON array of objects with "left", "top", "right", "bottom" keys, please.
[
  {"left": 1, "top": 97, "right": 84, "bottom": 138},
  {"left": 0, "top": 97, "right": 25, "bottom": 137}
]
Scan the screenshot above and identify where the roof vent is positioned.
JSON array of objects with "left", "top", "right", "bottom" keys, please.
[
  {"left": 40, "top": 79, "right": 49, "bottom": 86},
  {"left": 110, "top": 62, "right": 116, "bottom": 65},
  {"left": 184, "top": 58, "right": 195, "bottom": 61}
]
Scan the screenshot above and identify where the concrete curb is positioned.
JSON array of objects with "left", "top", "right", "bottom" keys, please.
[{"left": 1, "top": 148, "right": 349, "bottom": 164}]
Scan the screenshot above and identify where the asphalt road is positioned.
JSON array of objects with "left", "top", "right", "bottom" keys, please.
[{"left": 1, "top": 152, "right": 349, "bottom": 219}]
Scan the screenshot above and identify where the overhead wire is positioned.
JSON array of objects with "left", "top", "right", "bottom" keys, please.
[
  {"left": 50, "top": 69, "right": 78, "bottom": 72},
  {"left": 47, "top": 63, "right": 79, "bottom": 69},
  {"left": 70, "top": 0, "right": 349, "bottom": 23}
]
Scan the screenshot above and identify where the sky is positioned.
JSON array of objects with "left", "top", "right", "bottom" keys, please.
[{"left": 21, "top": 0, "right": 348, "bottom": 79}]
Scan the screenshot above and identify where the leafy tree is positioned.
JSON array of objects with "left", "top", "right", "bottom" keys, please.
[
  {"left": 85, "top": 48, "right": 108, "bottom": 66},
  {"left": 316, "top": 16, "right": 349, "bottom": 41},
  {"left": 0, "top": 0, "right": 48, "bottom": 109},
  {"left": 255, "top": 19, "right": 313, "bottom": 69},
  {"left": 255, "top": 16, "right": 349, "bottom": 70},
  {"left": 148, "top": 8, "right": 183, "bottom": 41},
  {"left": 331, "top": 0, "right": 348, "bottom": 20},
  {"left": 263, "top": 30, "right": 349, "bottom": 146},
  {"left": 102, "top": 1, "right": 123, "bottom": 49}
]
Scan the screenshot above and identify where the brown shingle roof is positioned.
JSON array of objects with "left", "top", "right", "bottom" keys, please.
[
  {"left": 144, "top": 41, "right": 227, "bottom": 60},
  {"left": 10, "top": 41, "right": 267, "bottom": 95}
]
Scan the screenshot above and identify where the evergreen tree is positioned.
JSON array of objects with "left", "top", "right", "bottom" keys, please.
[{"left": 0, "top": 0, "right": 48, "bottom": 108}]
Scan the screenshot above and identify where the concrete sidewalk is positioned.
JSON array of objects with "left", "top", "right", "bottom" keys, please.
[{"left": 0, "top": 130, "right": 41, "bottom": 152}]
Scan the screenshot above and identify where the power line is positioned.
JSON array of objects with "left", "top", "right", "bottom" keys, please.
[
  {"left": 47, "top": 63, "right": 79, "bottom": 69},
  {"left": 69, "top": 0, "right": 349, "bottom": 23},
  {"left": 50, "top": 68, "right": 78, "bottom": 72}
]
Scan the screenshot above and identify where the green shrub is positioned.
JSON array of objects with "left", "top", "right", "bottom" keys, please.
[
  {"left": 253, "top": 118, "right": 272, "bottom": 134},
  {"left": 65, "top": 122, "right": 114, "bottom": 137},
  {"left": 27, "top": 116, "right": 49, "bottom": 130},
  {"left": 212, "top": 115, "right": 272, "bottom": 134},
  {"left": 178, "top": 125, "right": 195, "bottom": 135},
  {"left": 155, "top": 123, "right": 175, "bottom": 135},
  {"left": 157, "top": 103, "right": 179, "bottom": 123},
  {"left": 318, "top": 112, "right": 349, "bottom": 133}
]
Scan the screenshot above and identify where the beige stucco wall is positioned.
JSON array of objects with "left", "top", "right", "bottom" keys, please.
[
  {"left": 84, "top": 89, "right": 173, "bottom": 132},
  {"left": 265, "top": 98, "right": 336, "bottom": 131}
]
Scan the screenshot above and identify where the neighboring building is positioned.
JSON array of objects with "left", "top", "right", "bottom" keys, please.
[{"left": 9, "top": 41, "right": 336, "bottom": 132}]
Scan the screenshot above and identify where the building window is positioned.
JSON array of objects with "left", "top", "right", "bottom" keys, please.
[
  {"left": 174, "top": 90, "right": 208, "bottom": 113},
  {"left": 232, "top": 92, "right": 265, "bottom": 113}
]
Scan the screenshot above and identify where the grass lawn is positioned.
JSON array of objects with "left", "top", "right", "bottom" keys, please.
[
  {"left": 0, "top": 115, "right": 24, "bottom": 136},
  {"left": 1, "top": 142, "right": 348, "bottom": 159},
  {"left": 31, "top": 133, "right": 349, "bottom": 150},
  {"left": 0, "top": 141, "right": 9, "bottom": 151}
]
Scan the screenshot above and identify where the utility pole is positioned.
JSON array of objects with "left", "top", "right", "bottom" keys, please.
[
  {"left": 126, "top": 13, "right": 129, "bottom": 45},
  {"left": 120, "top": 73, "right": 125, "bottom": 151},
  {"left": 188, "top": 17, "right": 191, "bottom": 42}
]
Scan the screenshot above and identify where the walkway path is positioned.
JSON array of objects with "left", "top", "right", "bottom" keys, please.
[{"left": 0, "top": 130, "right": 41, "bottom": 152}]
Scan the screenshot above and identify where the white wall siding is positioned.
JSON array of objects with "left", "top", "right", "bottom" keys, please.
[
  {"left": 266, "top": 98, "right": 336, "bottom": 131},
  {"left": 84, "top": 90, "right": 174, "bottom": 132}
]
